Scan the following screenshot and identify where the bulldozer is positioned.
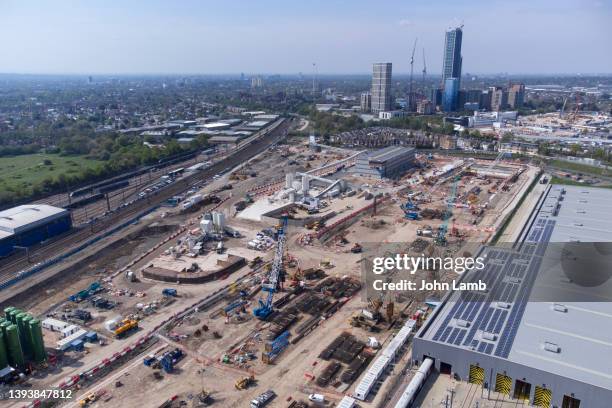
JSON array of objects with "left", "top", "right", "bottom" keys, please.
[{"left": 235, "top": 375, "right": 255, "bottom": 390}]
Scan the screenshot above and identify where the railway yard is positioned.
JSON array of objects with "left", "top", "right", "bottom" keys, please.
[{"left": 0, "top": 121, "right": 547, "bottom": 408}]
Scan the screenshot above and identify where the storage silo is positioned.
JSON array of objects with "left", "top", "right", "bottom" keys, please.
[
  {"left": 285, "top": 173, "right": 294, "bottom": 189},
  {"left": 200, "top": 219, "right": 213, "bottom": 234},
  {"left": 212, "top": 212, "right": 225, "bottom": 231},
  {"left": 28, "top": 319, "right": 46, "bottom": 363},
  {"left": 301, "top": 175, "right": 310, "bottom": 194},
  {"left": 5, "top": 324, "right": 25, "bottom": 367},
  {"left": 0, "top": 331, "right": 8, "bottom": 368},
  {"left": 22, "top": 314, "right": 34, "bottom": 359},
  {"left": 4, "top": 307, "right": 14, "bottom": 321},
  {"left": 0, "top": 320, "right": 10, "bottom": 338},
  {"left": 8, "top": 308, "right": 20, "bottom": 324},
  {"left": 15, "top": 312, "right": 30, "bottom": 359}
]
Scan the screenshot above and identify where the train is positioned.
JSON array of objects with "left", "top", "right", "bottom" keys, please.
[
  {"left": 393, "top": 358, "right": 433, "bottom": 408},
  {"left": 70, "top": 178, "right": 131, "bottom": 198},
  {"left": 69, "top": 150, "right": 204, "bottom": 198},
  {"left": 65, "top": 193, "right": 105, "bottom": 210}
]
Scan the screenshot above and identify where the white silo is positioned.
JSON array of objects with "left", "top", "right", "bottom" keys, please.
[
  {"left": 200, "top": 219, "right": 213, "bottom": 234},
  {"left": 212, "top": 211, "right": 226, "bottom": 231},
  {"left": 285, "top": 173, "right": 295, "bottom": 189},
  {"left": 301, "top": 175, "right": 310, "bottom": 194}
]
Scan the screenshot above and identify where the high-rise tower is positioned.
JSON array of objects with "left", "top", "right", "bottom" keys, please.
[
  {"left": 371, "top": 63, "right": 392, "bottom": 114},
  {"left": 442, "top": 26, "right": 463, "bottom": 87}
]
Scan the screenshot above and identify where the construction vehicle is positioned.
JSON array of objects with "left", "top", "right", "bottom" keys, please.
[
  {"left": 349, "top": 315, "right": 378, "bottom": 332},
  {"left": 235, "top": 375, "right": 256, "bottom": 390},
  {"left": 249, "top": 256, "right": 263, "bottom": 268},
  {"left": 416, "top": 226, "right": 433, "bottom": 237},
  {"left": 250, "top": 390, "right": 276, "bottom": 408},
  {"left": 198, "top": 389, "right": 213, "bottom": 405},
  {"left": 113, "top": 319, "right": 138, "bottom": 338},
  {"left": 400, "top": 198, "right": 419, "bottom": 212},
  {"left": 162, "top": 288, "right": 177, "bottom": 297},
  {"left": 405, "top": 211, "right": 419, "bottom": 220},
  {"left": 79, "top": 393, "right": 96, "bottom": 407},
  {"left": 350, "top": 243, "right": 363, "bottom": 253},
  {"left": 69, "top": 281, "right": 102, "bottom": 302},
  {"left": 262, "top": 331, "right": 290, "bottom": 364},
  {"left": 253, "top": 215, "right": 288, "bottom": 320},
  {"left": 79, "top": 391, "right": 105, "bottom": 407}
]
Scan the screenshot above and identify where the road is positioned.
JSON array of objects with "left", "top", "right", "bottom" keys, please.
[{"left": 0, "top": 118, "right": 292, "bottom": 286}]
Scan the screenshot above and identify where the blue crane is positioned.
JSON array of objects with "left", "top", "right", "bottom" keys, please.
[
  {"left": 253, "top": 215, "right": 288, "bottom": 319},
  {"left": 436, "top": 175, "right": 461, "bottom": 245}
]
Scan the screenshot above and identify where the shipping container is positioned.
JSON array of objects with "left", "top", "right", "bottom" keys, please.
[{"left": 42, "top": 318, "right": 70, "bottom": 332}]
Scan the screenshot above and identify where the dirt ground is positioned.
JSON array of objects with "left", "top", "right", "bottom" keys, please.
[{"left": 4, "top": 139, "right": 538, "bottom": 408}]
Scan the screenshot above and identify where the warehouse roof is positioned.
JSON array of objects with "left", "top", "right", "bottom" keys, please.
[
  {"left": 0, "top": 204, "right": 68, "bottom": 235},
  {"left": 417, "top": 184, "right": 612, "bottom": 391},
  {"left": 367, "top": 146, "right": 415, "bottom": 164}
]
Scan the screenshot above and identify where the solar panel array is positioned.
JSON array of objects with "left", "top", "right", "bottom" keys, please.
[{"left": 429, "top": 217, "right": 556, "bottom": 358}]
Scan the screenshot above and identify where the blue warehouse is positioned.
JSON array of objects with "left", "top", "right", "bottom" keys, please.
[{"left": 0, "top": 204, "right": 72, "bottom": 257}]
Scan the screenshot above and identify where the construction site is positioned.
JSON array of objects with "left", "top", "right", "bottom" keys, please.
[{"left": 0, "top": 130, "right": 547, "bottom": 408}]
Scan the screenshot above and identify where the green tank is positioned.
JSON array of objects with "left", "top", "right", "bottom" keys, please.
[
  {"left": 9, "top": 308, "right": 21, "bottom": 324},
  {"left": 28, "top": 319, "right": 46, "bottom": 363},
  {"left": 0, "top": 331, "right": 8, "bottom": 368},
  {"left": 5, "top": 324, "right": 25, "bottom": 367},
  {"left": 21, "top": 315, "right": 34, "bottom": 360},
  {"left": 15, "top": 312, "right": 30, "bottom": 358},
  {"left": 0, "top": 321, "right": 10, "bottom": 338},
  {"left": 3, "top": 307, "right": 14, "bottom": 321}
]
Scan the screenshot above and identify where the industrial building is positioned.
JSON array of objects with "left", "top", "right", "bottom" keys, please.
[
  {"left": 0, "top": 204, "right": 72, "bottom": 257},
  {"left": 353, "top": 146, "right": 415, "bottom": 179},
  {"left": 412, "top": 185, "right": 612, "bottom": 408}
]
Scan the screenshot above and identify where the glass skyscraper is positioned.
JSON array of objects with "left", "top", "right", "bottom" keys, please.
[
  {"left": 442, "top": 26, "right": 463, "bottom": 88},
  {"left": 443, "top": 78, "right": 459, "bottom": 112}
]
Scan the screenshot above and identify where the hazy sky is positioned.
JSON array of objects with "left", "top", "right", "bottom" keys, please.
[{"left": 0, "top": 0, "right": 610, "bottom": 75}]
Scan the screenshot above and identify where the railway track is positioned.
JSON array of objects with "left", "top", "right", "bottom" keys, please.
[
  {"left": 0, "top": 118, "right": 290, "bottom": 284},
  {"left": 459, "top": 382, "right": 480, "bottom": 408}
]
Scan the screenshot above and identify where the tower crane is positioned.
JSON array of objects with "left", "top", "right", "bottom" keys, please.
[
  {"left": 253, "top": 215, "right": 288, "bottom": 319},
  {"left": 436, "top": 175, "right": 461, "bottom": 246},
  {"left": 408, "top": 38, "right": 418, "bottom": 111}
]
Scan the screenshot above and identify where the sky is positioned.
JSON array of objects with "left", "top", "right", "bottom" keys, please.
[{"left": 0, "top": 0, "right": 610, "bottom": 75}]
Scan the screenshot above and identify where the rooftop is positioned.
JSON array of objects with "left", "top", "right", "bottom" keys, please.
[
  {"left": 0, "top": 204, "right": 68, "bottom": 235},
  {"left": 418, "top": 184, "right": 612, "bottom": 391},
  {"left": 367, "top": 146, "right": 415, "bottom": 164}
]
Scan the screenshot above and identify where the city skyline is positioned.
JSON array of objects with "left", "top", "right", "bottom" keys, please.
[{"left": 0, "top": 0, "right": 610, "bottom": 75}]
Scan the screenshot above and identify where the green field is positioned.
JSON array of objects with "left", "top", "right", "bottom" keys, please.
[
  {"left": 550, "top": 175, "right": 612, "bottom": 188},
  {"left": 0, "top": 153, "right": 103, "bottom": 194},
  {"left": 548, "top": 159, "right": 609, "bottom": 176}
]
